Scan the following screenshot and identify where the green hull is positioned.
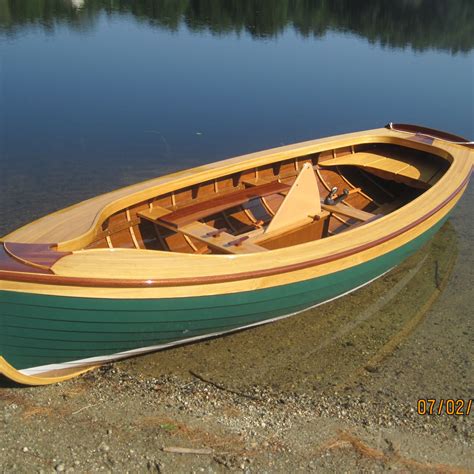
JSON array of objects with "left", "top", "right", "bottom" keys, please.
[{"left": 0, "top": 218, "right": 446, "bottom": 372}]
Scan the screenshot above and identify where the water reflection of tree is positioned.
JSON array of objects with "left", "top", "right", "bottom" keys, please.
[{"left": 0, "top": 0, "right": 472, "bottom": 53}]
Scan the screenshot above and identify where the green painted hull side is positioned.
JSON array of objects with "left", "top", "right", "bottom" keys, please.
[{"left": 0, "top": 217, "right": 447, "bottom": 371}]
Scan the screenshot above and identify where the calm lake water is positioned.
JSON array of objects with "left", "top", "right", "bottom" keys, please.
[
  {"left": 0, "top": 1, "right": 473, "bottom": 337},
  {"left": 1, "top": 0, "right": 473, "bottom": 235}
]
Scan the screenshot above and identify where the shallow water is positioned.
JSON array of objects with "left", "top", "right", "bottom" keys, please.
[{"left": 0, "top": 1, "right": 473, "bottom": 391}]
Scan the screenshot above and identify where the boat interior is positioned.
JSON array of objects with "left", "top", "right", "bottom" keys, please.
[{"left": 83, "top": 142, "right": 449, "bottom": 255}]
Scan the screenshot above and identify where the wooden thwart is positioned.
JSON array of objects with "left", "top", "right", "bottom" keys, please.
[
  {"left": 171, "top": 222, "right": 267, "bottom": 254},
  {"left": 138, "top": 207, "right": 266, "bottom": 254},
  {"left": 158, "top": 181, "right": 291, "bottom": 229},
  {"left": 321, "top": 202, "right": 375, "bottom": 222}
]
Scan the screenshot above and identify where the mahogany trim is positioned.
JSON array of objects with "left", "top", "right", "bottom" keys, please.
[
  {"left": 386, "top": 123, "right": 474, "bottom": 147},
  {"left": 2, "top": 243, "right": 70, "bottom": 272},
  {"left": 0, "top": 173, "right": 469, "bottom": 289},
  {"left": 0, "top": 244, "right": 53, "bottom": 274}
]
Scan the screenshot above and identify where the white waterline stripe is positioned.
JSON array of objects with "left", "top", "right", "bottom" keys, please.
[{"left": 20, "top": 268, "right": 393, "bottom": 376}]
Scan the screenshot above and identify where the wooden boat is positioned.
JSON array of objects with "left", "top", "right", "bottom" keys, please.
[{"left": 1, "top": 123, "right": 472, "bottom": 385}]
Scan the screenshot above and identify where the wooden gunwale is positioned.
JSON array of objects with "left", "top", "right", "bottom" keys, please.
[{"left": 0, "top": 173, "right": 469, "bottom": 288}]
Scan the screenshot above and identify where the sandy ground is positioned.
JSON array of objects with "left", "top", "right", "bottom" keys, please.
[{"left": 1, "top": 219, "right": 473, "bottom": 473}]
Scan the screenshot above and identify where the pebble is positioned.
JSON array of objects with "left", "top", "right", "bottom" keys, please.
[
  {"left": 55, "top": 463, "right": 66, "bottom": 472},
  {"left": 99, "top": 442, "right": 110, "bottom": 452}
]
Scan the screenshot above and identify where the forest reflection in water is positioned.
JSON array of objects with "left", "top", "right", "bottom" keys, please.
[{"left": 1, "top": 0, "right": 473, "bottom": 53}]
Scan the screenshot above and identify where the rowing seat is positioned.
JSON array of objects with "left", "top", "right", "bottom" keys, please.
[
  {"left": 138, "top": 201, "right": 270, "bottom": 254},
  {"left": 157, "top": 181, "right": 291, "bottom": 229},
  {"left": 163, "top": 221, "right": 266, "bottom": 254}
]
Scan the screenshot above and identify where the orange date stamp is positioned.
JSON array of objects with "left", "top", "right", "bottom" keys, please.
[{"left": 417, "top": 399, "right": 472, "bottom": 416}]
